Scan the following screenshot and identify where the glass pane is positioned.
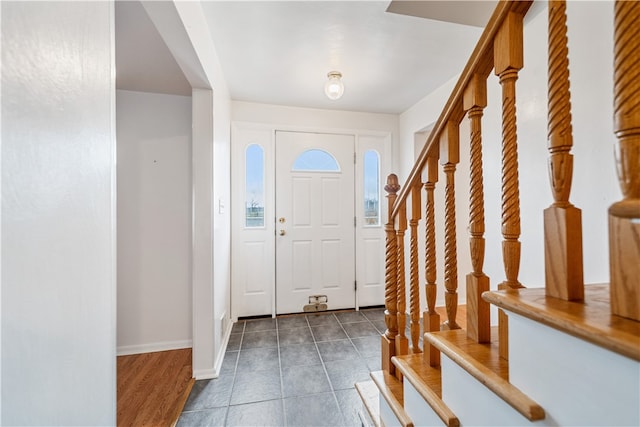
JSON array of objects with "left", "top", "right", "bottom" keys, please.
[
  {"left": 245, "top": 144, "right": 264, "bottom": 228},
  {"left": 364, "top": 150, "right": 380, "bottom": 226},
  {"left": 292, "top": 149, "right": 340, "bottom": 171}
]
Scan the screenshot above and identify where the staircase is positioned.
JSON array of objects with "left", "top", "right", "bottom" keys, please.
[{"left": 358, "top": 1, "right": 640, "bottom": 426}]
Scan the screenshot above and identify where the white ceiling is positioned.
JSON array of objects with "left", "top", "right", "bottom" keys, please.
[{"left": 116, "top": 1, "right": 496, "bottom": 115}]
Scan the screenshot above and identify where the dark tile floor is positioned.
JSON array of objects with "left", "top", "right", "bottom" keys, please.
[{"left": 177, "top": 308, "right": 386, "bottom": 427}]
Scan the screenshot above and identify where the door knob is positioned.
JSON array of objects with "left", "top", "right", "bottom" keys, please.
[{"left": 279, "top": 229, "right": 286, "bottom": 236}]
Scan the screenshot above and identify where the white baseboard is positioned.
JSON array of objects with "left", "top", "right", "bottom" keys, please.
[
  {"left": 117, "top": 339, "right": 192, "bottom": 356},
  {"left": 193, "top": 318, "right": 233, "bottom": 380},
  {"left": 213, "top": 317, "right": 234, "bottom": 372},
  {"left": 193, "top": 368, "right": 216, "bottom": 380}
]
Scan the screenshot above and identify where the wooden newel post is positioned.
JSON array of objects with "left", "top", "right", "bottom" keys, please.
[
  {"left": 610, "top": 0, "right": 640, "bottom": 321},
  {"left": 382, "top": 174, "right": 401, "bottom": 375},
  {"left": 544, "top": 0, "right": 584, "bottom": 301}
]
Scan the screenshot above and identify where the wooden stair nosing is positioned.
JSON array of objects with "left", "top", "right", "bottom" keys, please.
[
  {"left": 392, "top": 354, "right": 460, "bottom": 427},
  {"left": 426, "top": 329, "right": 546, "bottom": 421},
  {"left": 355, "top": 380, "right": 381, "bottom": 427},
  {"left": 370, "top": 370, "right": 414, "bottom": 427},
  {"left": 483, "top": 284, "right": 640, "bottom": 362}
]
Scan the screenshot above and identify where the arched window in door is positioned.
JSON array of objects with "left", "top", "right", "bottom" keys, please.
[
  {"left": 364, "top": 150, "right": 380, "bottom": 226},
  {"left": 292, "top": 149, "right": 340, "bottom": 172},
  {"left": 245, "top": 144, "right": 265, "bottom": 228}
]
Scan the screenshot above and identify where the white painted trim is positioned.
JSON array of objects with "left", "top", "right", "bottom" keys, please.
[
  {"left": 117, "top": 340, "right": 193, "bottom": 356},
  {"left": 378, "top": 394, "right": 401, "bottom": 427},
  {"left": 211, "top": 318, "right": 234, "bottom": 377},
  {"left": 231, "top": 121, "right": 392, "bottom": 318},
  {"left": 109, "top": 1, "right": 118, "bottom": 420},
  {"left": 193, "top": 368, "right": 217, "bottom": 381},
  {"left": 191, "top": 89, "right": 215, "bottom": 376}
]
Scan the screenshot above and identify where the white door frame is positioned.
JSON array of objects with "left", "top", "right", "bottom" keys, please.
[{"left": 231, "top": 122, "right": 392, "bottom": 320}]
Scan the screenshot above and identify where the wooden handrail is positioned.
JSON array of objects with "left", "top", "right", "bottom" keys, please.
[{"left": 390, "top": 0, "right": 533, "bottom": 221}]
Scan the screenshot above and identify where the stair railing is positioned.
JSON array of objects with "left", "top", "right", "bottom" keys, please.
[
  {"left": 381, "top": 0, "right": 640, "bottom": 378},
  {"left": 381, "top": 0, "right": 535, "bottom": 376}
]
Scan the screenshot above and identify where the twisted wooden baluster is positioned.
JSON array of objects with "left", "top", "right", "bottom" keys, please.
[
  {"left": 495, "top": 11, "right": 525, "bottom": 360},
  {"left": 382, "top": 174, "right": 400, "bottom": 375},
  {"left": 443, "top": 162, "right": 460, "bottom": 330},
  {"left": 464, "top": 74, "right": 491, "bottom": 343},
  {"left": 395, "top": 201, "right": 409, "bottom": 362},
  {"left": 499, "top": 68, "right": 522, "bottom": 292},
  {"left": 409, "top": 185, "right": 422, "bottom": 353},
  {"left": 545, "top": 0, "right": 584, "bottom": 301},
  {"left": 441, "top": 121, "right": 461, "bottom": 331},
  {"left": 610, "top": 0, "right": 640, "bottom": 321},
  {"left": 423, "top": 155, "right": 440, "bottom": 367}
]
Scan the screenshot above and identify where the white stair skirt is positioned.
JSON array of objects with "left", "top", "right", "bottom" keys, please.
[
  {"left": 379, "top": 394, "right": 404, "bottom": 427},
  {"left": 403, "top": 379, "right": 445, "bottom": 426},
  {"left": 509, "top": 312, "right": 640, "bottom": 427},
  {"left": 440, "top": 355, "right": 545, "bottom": 426}
]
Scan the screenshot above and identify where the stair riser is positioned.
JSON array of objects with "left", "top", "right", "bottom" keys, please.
[
  {"left": 378, "top": 395, "right": 403, "bottom": 427},
  {"left": 509, "top": 313, "right": 640, "bottom": 426},
  {"left": 403, "top": 380, "right": 446, "bottom": 426},
  {"left": 441, "top": 357, "right": 541, "bottom": 426}
]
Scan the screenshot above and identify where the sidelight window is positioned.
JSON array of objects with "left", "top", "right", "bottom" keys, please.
[
  {"left": 245, "top": 144, "right": 265, "bottom": 228},
  {"left": 363, "top": 150, "right": 380, "bottom": 226}
]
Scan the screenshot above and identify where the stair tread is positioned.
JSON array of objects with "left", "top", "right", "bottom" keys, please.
[
  {"left": 393, "top": 354, "right": 459, "bottom": 427},
  {"left": 484, "top": 283, "right": 640, "bottom": 362},
  {"left": 432, "top": 327, "right": 508, "bottom": 379},
  {"left": 426, "top": 328, "right": 545, "bottom": 421},
  {"left": 355, "top": 380, "right": 381, "bottom": 427},
  {"left": 393, "top": 353, "right": 443, "bottom": 395},
  {"left": 370, "top": 370, "right": 414, "bottom": 427}
]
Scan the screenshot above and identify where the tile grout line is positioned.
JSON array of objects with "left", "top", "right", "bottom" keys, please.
[
  {"left": 223, "top": 321, "right": 245, "bottom": 426},
  {"left": 179, "top": 310, "right": 385, "bottom": 426},
  {"left": 307, "top": 312, "right": 347, "bottom": 425},
  {"left": 323, "top": 312, "right": 368, "bottom": 426},
  {"left": 275, "top": 318, "right": 288, "bottom": 427}
]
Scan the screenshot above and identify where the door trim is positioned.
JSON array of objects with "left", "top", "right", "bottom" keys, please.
[{"left": 231, "top": 121, "right": 392, "bottom": 320}]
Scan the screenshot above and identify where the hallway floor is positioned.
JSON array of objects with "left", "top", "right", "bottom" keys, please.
[{"left": 177, "top": 308, "right": 387, "bottom": 426}]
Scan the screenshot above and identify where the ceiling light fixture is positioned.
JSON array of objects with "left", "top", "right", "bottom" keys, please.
[{"left": 324, "top": 71, "right": 344, "bottom": 100}]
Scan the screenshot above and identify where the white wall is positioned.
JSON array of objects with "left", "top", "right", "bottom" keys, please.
[
  {"left": 116, "top": 90, "right": 192, "bottom": 354},
  {"left": 142, "top": 1, "right": 232, "bottom": 379},
  {"left": 232, "top": 102, "right": 400, "bottom": 161},
  {"left": 1, "top": 1, "right": 116, "bottom": 425},
  {"left": 398, "top": 2, "right": 617, "bottom": 311},
  {"left": 177, "top": 2, "right": 233, "bottom": 379},
  {"left": 399, "top": 75, "right": 467, "bottom": 309}
]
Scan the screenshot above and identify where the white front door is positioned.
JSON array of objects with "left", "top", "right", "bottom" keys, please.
[{"left": 275, "top": 131, "right": 355, "bottom": 314}]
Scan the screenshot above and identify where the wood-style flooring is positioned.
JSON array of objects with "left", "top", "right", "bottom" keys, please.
[{"left": 117, "top": 348, "right": 194, "bottom": 427}]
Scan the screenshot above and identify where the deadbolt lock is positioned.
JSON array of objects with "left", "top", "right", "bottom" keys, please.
[{"left": 278, "top": 217, "right": 286, "bottom": 223}]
